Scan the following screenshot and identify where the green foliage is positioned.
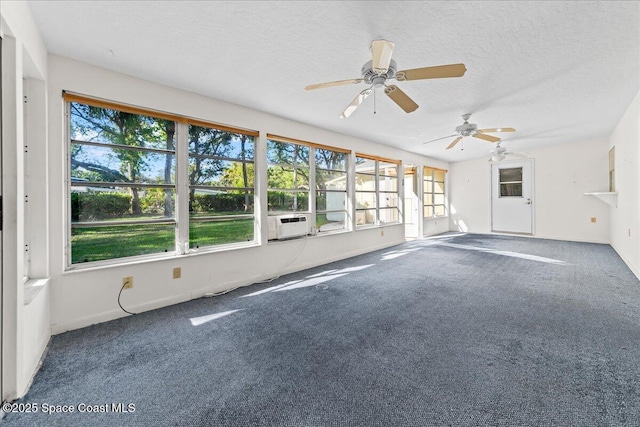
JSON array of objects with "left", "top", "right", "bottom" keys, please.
[
  {"left": 189, "top": 219, "right": 254, "bottom": 249},
  {"left": 71, "top": 191, "right": 132, "bottom": 221},
  {"left": 71, "top": 220, "right": 254, "bottom": 263},
  {"left": 191, "top": 193, "right": 251, "bottom": 213},
  {"left": 141, "top": 188, "right": 174, "bottom": 216},
  {"left": 71, "top": 223, "right": 175, "bottom": 263},
  {"left": 267, "top": 191, "right": 309, "bottom": 212}
]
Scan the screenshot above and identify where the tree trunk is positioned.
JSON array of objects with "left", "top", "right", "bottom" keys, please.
[
  {"left": 241, "top": 136, "right": 250, "bottom": 211},
  {"left": 164, "top": 122, "right": 176, "bottom": 217}
]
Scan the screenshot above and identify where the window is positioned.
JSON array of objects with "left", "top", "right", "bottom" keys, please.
[
  {"left": 69, "top": 101, "right": 177, "bottom": 264},
  {"left": 499, "top": 167, "right": 523, "bottom": 197},
  {"left": 423, "top": 167, "right": 447, "bottom": 218},
  {"left": 188, "top": 123, "right": 255, "bottom": 249},
  {"left": 267, "top": 135, "right": 351, "bottom": 235},
  {"left": 315, "top": 148, "right": 347, "bottom": 233},
  {"left": 267, "top": 138, "right": 310, "bottom": 213},
  {"left": 355, "top": 155, "right": 400, "bottom": 226},
  {"left": 609, "top": 147, "right": 615, "bottom": 192},
  {"left": 66, "top": 94, "right": 258, "bottom": 265}
]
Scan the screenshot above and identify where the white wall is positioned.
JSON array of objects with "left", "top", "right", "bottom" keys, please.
[
  {"left": 449, "top": 138, "right": 610, "bottom": 244},
  {"left": 47, "top": 55, "right": 448, "bottom": 334},
  {"left": 609, "top": 91, "right": 640, "bottom": 279},
  {"left": 1, "top": 1, "right": 50, "bottom": 400}
]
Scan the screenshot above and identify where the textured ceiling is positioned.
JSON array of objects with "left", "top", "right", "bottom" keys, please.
[{"left": 26, "top": 1, "right": 640, "bottom": 162}]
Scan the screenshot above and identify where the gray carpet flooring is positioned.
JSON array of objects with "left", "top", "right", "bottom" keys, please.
[{"left": 4, "top": 232, "right": 640, "bottom": 426}]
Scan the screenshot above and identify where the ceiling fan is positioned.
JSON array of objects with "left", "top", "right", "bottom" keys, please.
[
  {"left": 488, "top": 141, "right": 528, "bottom": 162},
  {"left": 305, "top": 40, "right": 467, "bottom": 118},
  {"left": 424, "top": 113, "right": 516, "bottom": 149}
]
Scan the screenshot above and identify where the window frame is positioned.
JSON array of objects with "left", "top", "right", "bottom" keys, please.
[
  {"left": 267, "top": 134, "right": 351, "bottom": 236},
  {"left": 423, "top": 166, "right": 447, "bottom": 219},
  {"left": 64, "top": 93, "right": 259, "bottom": 268},
  {"left": 355, "top": 154, "right": 401, "bottom": 227}
]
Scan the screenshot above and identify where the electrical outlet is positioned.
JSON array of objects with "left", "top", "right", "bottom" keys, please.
[
  {"left": 122, "top": 276, "right": 133, "bottom": 289},
  {"left": 173, "top": 267, "right": 181, "bottom": 279},
  {"left": 381, "top": 230, "right": 384, "bottom": 237},
  {"left": 591, "top": 217, "right": 597, "bottom": 223}
]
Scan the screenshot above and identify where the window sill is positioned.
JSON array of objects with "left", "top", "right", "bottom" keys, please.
[
  {"left": 424, "top": 215, "right": 449, "bottom": 221},
  {"left": 355, "top": 222, "right": 400, "bottom": 230},
  {"left": 24, "top": 278, "right": 50, "bottom": 305},
  {"left": 65, "top": 241, "right": 259, "bottom": 273}
]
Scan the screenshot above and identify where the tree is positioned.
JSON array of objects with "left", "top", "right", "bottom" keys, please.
[
  {"left": 188, "top": 125, "right": 233, "bottom": 212},
  {"left": 70, "top": 103, "right": 168, "bottom": 216}
]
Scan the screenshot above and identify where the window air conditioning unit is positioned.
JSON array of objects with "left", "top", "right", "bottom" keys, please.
[{"left": 275, "top": 215, "right": 308, "bottom": 240}]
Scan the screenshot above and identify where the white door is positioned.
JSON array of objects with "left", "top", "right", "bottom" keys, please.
[
  {"left": 404, "top": 167, "right": 419, "bottom": 238},
  {"left": 491, "top": 159, "right": 533, "bottom": 234}
]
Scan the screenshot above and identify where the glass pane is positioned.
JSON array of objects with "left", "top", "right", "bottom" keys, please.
[
  {"left": 316, "top": 170, "right": 347, "bottom": 190},
  {"left": 500, "top": 167, "right": 523, "bottom": 183},
  {"left": 424, "top": 181, "right": 433, "bottom": 193},
  {"left": 317, "top": 211, "right": 346, "bottom": 233},
  {"left": 379, "top": 208, "right": 399, "bottom": 224},
  {"left": 317, "top": 191, "right": 346, "bottom": 212},
  {"left": 425, "top": 194, "right": 433, "bottom": 205},
  {"left": 267, "top": 165, "right": 310, "bottom": 190},
  {"left": 434, "top": 170, "right": 445, "bottom": 182},
  {"left": 379, "top": 162, "right": 398, "bottom": 176},
  {"left": 315, "top": 149, "right": 347, "bottom": 171},
  {"left": 378, "top": 176, "right": 397, "bottom": 192},
  {"left": 268, "top": 191, "right": 309, "bottom": 212},
  {"left": 356, "top": 209, "right": 376, "bottom": 226},
  {"left": 190, "top": 189, "right": 254, "bottom": 215},
  {"left": 379, "top": 192, "right": 398, "bottom": 208},
  {"left": 423, "top": 167, "right": 434, "bottom": 180},
  {"left": 188, "top": 126, "right": 254, "bottom": 160},
  {"left": 500, "top": 183, "right": 523, "bottom": 197},
  {"left": 267, "top": 140, "right": 309, "bottom": 166},
  {"left": 434, "top": 205, "right": 446, "bottom": 216},
  {"left": 71, "top": 143, "right": 175, "bottom": 185},
  {"left": 424, "top": 206, "right": 434, "bottom": 217},
  {"left": 434, "top": 181, "right": 445, "bottom": 194},
  {"left": 70, "top": 102, "right": 176, "bottom": 150},
  {"left": 71, "top": 187, "right": 174, "bottom": 222},
  {"left": 356, "top": 173, "right": 376, "bottom": 191},
  {"left": 188, "top": 158, "right": 254, "bottom": 187},
  {"left": 189, "top": 218, "right": 254, "bottom": 249},
  {"left": 355, "top": 157, "right": 376, "bottom": 173},
  {"left": 356, "top": 192, "right": 376, "bottom": 209},
  {"left": 434, "top": 194, "right": 445, "bottom": 205},
  {"left": 71, "top": 223, "right": 175, "bottom": 264}
]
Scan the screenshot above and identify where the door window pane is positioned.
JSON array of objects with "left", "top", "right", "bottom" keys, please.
[{"left": 499, "top": 167, "right": 523, "bottom": 197}]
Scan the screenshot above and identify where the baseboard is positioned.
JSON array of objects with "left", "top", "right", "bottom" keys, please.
[
  {"left": 610, "top": 242, "right": 640, "bottom": 281},
  {"left": 51, "top": 238, "right": 405, "bottom": 335}
]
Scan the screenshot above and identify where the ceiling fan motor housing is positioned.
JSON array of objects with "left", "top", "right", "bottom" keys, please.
[
  {"left": 455, "top": 122, "right": 478, "bottom": 137},
  {"left": 362, "top": 59, "right": 397, "bottom": 87}
]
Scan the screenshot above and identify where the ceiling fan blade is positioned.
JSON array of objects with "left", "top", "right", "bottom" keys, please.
[
  {"left": 371, "top": 39, "right": 394, "bottom": 74},
  {"left": 473, "top": 133, "right": 501, "bottom": 143},
  {"left": 384, "top": 85, "right": 419, "bottom": 113},
  {"left": 305, "top": 78, "right": 363, "bottom": 91},
  {"left": 396, "top": 63, "right": 467, "bottom": 81},
  {"left": 423, "top": 134, "right": 458, "bottom": 144},
  {"left": 478, "top": 127, "right": 516, "bottom": 133},
  {"left": 446, "top": 136, "right": 463, "bottom": 150},
  {"left": 340, "top": 88, "right": 372, "bottom": 118}
]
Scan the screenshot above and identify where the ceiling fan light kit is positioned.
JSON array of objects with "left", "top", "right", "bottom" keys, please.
[{"left": 305, "top": 39, "right": 467, "bottom": 118}]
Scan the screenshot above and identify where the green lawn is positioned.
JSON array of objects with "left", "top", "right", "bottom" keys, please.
[{"left": 72, "top": 219, "right": 254, "bottom": 264}]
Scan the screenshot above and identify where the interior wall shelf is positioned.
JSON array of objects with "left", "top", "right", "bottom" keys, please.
[{"left": 584, "top": 192, "right": 618, "bottom": 207}]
